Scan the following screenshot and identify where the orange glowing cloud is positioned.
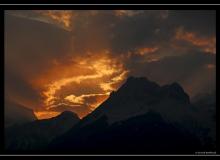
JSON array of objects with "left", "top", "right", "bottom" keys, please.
[
  {"left": 120, "top": 46, "right": 160, "bottom": 63},
  {"left": 35, "top": 10, "right": 74, "bottom": 31},
  {"left": 42, "top": 53, "right": 127, "bottom": 107},
  {"left": 64, "top": 94, "right": 85, "bottom": 105},
  {"left": 100, "top": 70, "right": 129, "bottom": 91},
  {"left": 121, "top": 47, "right": 159, "bottom": 60},
  {"left": 31, "top": 51, "right": 128, "bottom": 117},
  {"left": 34, "top": 111, "right": 61, "bottom": 120},
  {"left": 175, "top": 27, "right": 216, "bottom": 54},
  {"left": 65, "top": 93, "right": 109, "bottom": 110},
  {"left": 137, "top": 47, "right": 159, "bottom": 56}
]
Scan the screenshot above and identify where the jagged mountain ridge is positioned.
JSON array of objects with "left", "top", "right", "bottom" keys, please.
[
  {"left": 5, "top": 111, "right": 80, "bottom": 150},
  {"left": 78, "top": 76, "right": 191, "bottom": 126},
  {"left": 49, "top": 76, "right": 214, "bottom": 153}
]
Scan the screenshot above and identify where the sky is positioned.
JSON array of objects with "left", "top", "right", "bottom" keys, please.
[{"left": 5, "top": 10, "right": 216, "bottom": 119}]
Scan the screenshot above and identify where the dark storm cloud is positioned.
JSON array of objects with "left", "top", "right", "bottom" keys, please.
[
  {"left": 5, "top": 13, "right": 72, "bottom": 68},
  {"left": 109, "top": 11, "right": 171, "bottom": 53},
  {"left": 168, "top": 10, "right": 216, "bottom": 36},
  {"left": 70, "top": 10, "right": 170, "bottom": 54},
  {"left": 5, "top": 69, "right": 42, "bottom": 108},
  {"left": 67, "top": 10, "right": 215, "bottom": 59},
  {"left": 5, "top": 13, "right": 72, "bottom": 108},
  {"left": 105, "top": 10, "right": 215, "bottom": 56}
]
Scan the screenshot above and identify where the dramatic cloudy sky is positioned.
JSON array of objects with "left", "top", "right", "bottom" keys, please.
[{"left": 5, "top": 10, "right": 216, "bottom": 119}]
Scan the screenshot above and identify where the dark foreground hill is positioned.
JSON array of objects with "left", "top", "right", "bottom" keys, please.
[{"left": 5, "top": 111, "right": 80, "bottom": 150}]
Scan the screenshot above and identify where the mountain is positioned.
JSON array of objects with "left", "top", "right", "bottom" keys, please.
[
  {"left": 77, "top": 76, "right": 190, "bottom": 126},
  {"left": 5, "top": 111, "right": 80, "bottom": 151},
  {"left": 5, "top": 100, "right": 37, "bottom": 128},
  {"left": 49, "top": 77, "right": 214, "bottom": 154}
]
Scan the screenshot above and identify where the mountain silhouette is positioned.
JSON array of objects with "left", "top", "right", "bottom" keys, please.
[
  {"left": 5, "top": 111, "right": 80, "bottom": 151},
  {"left": 72, "top": 76, "right": 191, "bottom": 125},
  {"left": 5, "top": 100, "right": 37, "bottom": 128},
  {"left": 5, "top": 77, "right": 215, "bottom": 154},
  {"left": 49, "top": 77, "right": 213, "bottom": 154}
]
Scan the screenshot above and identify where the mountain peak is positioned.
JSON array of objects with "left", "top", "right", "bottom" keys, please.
[
  {"left": 120, "top": 77, "right": 190, "bottom": 105},
  {"left": 162, "top": 82, "right": 190, "bottom": 104},
  {"left": 117, "top": 76, "right": 160, "bottom": 95},
  {"left": 81, "top": 76, "right": 191, "bottom": 125},
  {"left": 169, "top": 82, "right": 184, "bottom": 91},
  {"left": 56, "top": 111, "right": 80, "bottom": 120}
]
